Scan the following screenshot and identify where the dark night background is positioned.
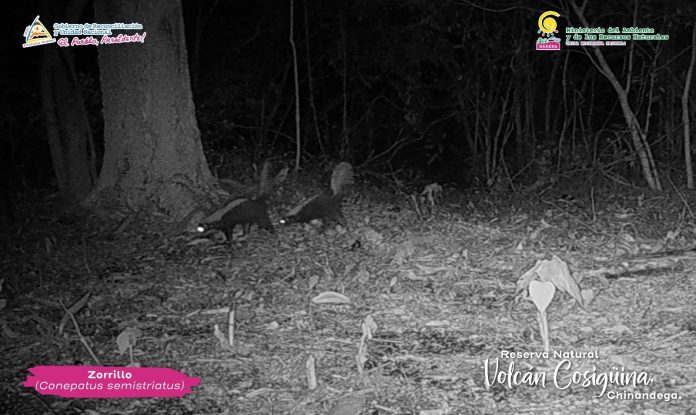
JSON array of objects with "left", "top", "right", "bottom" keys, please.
[
  {"left": 1, "top": 1, "right": 696, "bottom": 414},
  {"left": 2, "top": 0, "right": 693, "bottom": 192}
]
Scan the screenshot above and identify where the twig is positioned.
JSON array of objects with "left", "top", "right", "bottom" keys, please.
[
  {"left": 60, "top": 301, "right": 101, "bottom": 366},
  {"left": 544, "top": 201, "right": 606, "bottom": 236},
  {"left": 667, "top": 175, "right": 694, "bottom": 219},
  {"left": 289, "top": 0, "right": 301, "bottom": 170},
  {"left": 589, "top": 186, "right": 596, "bottom": 223},
  {"left": 303, "top": 0, "right": 323, "bottom": 153},
  {"left": 682, "top": 16, "right": 696, "bottom": 188}
]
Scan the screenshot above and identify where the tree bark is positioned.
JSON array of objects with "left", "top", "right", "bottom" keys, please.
[
  {"left": 682, "top": 19, "right": 696, "bottom": 189},
  {"left": 40, "top": 46, "right": 95, "bottom": 198},
  {"left": 90, "top": 0, "right": 215, "bottom": 219}
]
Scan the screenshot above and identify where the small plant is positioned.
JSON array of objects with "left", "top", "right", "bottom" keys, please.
[
  {"left": 116, "top": 327, "right": 143, "bottom": 367},
  {"left": 515, "top": 256, "right": 585, "bottom": 352},
  {"left": 529, "top": 280, "right": 555, "bottom": 352}
]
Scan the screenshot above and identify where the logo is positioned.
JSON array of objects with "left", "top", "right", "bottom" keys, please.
[
  {"left": 22, "top": 15, "right": 56, "bottom": 48},
  {"left": 536, "top": 11, "right": 561, "bottom": 51}
]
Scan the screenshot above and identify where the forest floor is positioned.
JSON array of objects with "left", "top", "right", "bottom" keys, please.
[{"left": 1, "top": 184, "right": 695, "bottom": 415}]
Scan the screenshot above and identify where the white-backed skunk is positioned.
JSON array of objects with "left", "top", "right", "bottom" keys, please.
[
  {"left": 197, "top": 162, "right": 282, "bottom": 239},
  {"left": 280, "top": 162, "right": 354, "bottom": 226}
]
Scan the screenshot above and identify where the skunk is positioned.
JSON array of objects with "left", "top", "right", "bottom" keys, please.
[
  {"left": 280, "top": 162, "right": 354, "bottom": 226},
  {"left": 196, "top": 198, "right": 273, "bottom": 239},
  {"left": 197, "top": 162, "right": 283, "bottom": 239}
]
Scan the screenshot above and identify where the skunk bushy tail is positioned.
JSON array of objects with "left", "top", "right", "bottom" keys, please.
[
  {"left": 330, "top": 162, "right": 354, "bottom": 197},
  {"left": 279, "top": 162, "right": 354, "bottom": 226},
  {"left": 256, "top": 161, "right": 272, "bottom": 202},
  {"left": 257, "top": 160, "right": 288, "bottom": 202}
]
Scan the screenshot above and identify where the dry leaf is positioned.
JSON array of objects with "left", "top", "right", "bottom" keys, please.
[
  {"left": 603, "top": 324, "right": 633, "bottom": 335},
  {"left": 536, "top": 256, "right": 583, "bottom": 306},
  {"left": 581, "top": 289, "right": 594, "bottom": 305},
  {"left": 213, "top": 324, "right": 228, "bottom": 349},
  {"left": 415, "top": 264, "right": 450, "bottom": 275},
  {"left": 361, "top": 315, "right": 377, "bottom": 340},
  {"left": 312, "top": 291, "right": 351, "bottom": 304},
  {"left": 306, "top": 355, "right": 317, "bottom": 390},
  {"left": 116, "top": 327, "right": 142, "bottom": 354},
  {"left": 327, "top": 393, "right": 364, "bottom": 415},
  {"left": 420, "top": 408, "right": 449, "bottom": 415},
  {"left": 308, "top": 275, "right": 320, "bottom": 290},
  {"left": 187, "top": 238, "right": 214, "bottom": 246}
]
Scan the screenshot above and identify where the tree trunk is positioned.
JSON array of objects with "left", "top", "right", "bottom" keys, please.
[
  {"left": 682, "top": 19, "right": 696, "bottom": 189},
  {"left": 90, "top": 0, "right": 215, "bottom": 219},
  {"left": 40, "top": 46, "right": 95, "bottom": 198}
]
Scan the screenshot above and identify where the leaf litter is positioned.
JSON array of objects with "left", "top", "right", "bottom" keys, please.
[{"left": 0, "top": 187, "right": 695, "bottom": 414}]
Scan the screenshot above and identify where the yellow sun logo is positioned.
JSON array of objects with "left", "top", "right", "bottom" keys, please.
[{"left": 538, "top": 11, "right": 560, "bottom": 34}]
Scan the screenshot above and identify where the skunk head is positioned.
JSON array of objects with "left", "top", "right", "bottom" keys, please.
[
  {"left": 196, "top": 198, "right": 248, "bottom": 233},
  {"left": 280, "top": 195, "right": 320, "bottom": 225}
]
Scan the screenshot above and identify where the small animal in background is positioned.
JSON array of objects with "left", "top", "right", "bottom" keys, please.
[
  {"left": 411, "top": 183, "right": 443, "bottom": 218},
  {"left": 197, "top": 162, "right": 286, "bottom": 240},
  {"left": 280, "top": 162, "right": 354, "bottom": 226}
]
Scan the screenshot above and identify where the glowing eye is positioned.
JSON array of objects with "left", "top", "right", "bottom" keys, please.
[
  {"left": 196, "top": 226, "right": 205, "bottom": 232},
  {"left": 279, "top": 219, "right": 286, "bottom": 224}
]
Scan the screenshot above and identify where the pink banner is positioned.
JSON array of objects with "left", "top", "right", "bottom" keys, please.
[
  {"left": 536, "top": 42, "right": 561, "bottom": 50},
  {"left": 23, "top": 366, "right": 200, "bottom": 398}
]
